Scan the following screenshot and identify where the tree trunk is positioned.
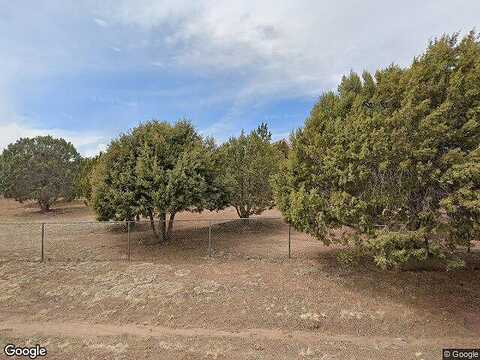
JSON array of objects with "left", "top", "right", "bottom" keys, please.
[
  {"left": 166, "top": 213, "right": 176, "bottom": 240},
  {"left": 159, "top": 212, "right": 167, "bottom": 242},
  {"left": 424, "top": 238, "right": 430, "bottom": 258},
  {"left": 39, "top": 200, "right": 51, "bottom": 212},
  {"left": 235, "top": 205, "right": 250, "bottom": 219},
  {"left": 240, "top": 207, "right": 250, "bottom": 218},
  {"left": 149, "top": 211, "right": 159, "bottom": 241}
]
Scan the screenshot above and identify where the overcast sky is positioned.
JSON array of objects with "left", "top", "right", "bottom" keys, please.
[{"left": 1, "top": 0, "right": 479, "bottom": 155}]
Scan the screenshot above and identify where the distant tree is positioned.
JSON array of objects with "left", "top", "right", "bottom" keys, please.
[
  {"left": 273, "top": 138, "right": 290, "bottom": 158},
  {"left": 219, "top": 123, "right": 284, "bottom": 218},
  {"left": 273, "top": 32, "right": 480, "bottom": 269},
  {"left": 0, "top": 136, "right": 81, "bottom": 212},
  {"left": 91, "top": 120, "right": 228, "bottom": 241},
  {"left": 75, "top": 155, "right": 100, "bottom": 205}
]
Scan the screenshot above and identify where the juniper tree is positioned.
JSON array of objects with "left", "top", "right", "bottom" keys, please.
[
  {"left": 219, "top": 123, "right": 284, "bottom": 218},
  {"left": 273, "top": 32, "right": 480, "bottom": 269},
  {"left": 0, "top": 136, "right": 81, "bottom": 211},
  {"left": 91, "top": 120, "right": 228, "bottom": 241},
  {"left": 75, "top": 155, "right": 100, "bottom": 205}
]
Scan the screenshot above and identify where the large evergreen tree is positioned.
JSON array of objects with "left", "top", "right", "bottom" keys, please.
[
  {"left": 91, "top": 120, "right": 228, "bottom": 240},
  {"left": 273, "top": 32, "right": 480, "bottom": 269}
]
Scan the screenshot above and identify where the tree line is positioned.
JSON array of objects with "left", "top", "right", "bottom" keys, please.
[
  {"left": 0, "top": 31, "right": 478, "bottom": 269},
  {"left": 0, "top": 121, "right": 284, "bottom": 241}
]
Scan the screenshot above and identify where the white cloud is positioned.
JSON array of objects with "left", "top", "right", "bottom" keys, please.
[
  {"left": 271, "top": 131, "right": 291, "bottom": 142},
  {"left": 150, "top": 61, "right": 165, "bottom": 68},
  {"left": 0, "top": 122, "right": 107, "bottom": 157},
  {"left": 83, "top": 143, "right": 108, "bottom": 157},
  {"left": 200, "top": 121, "right": 236, "bottom": 144},
  {"left": 93, "top": 17, "right": 109, "bottom": 27},
  {"left": 0, "top": 87, "right": 106, "bottom": 157},
  {"left": 100, "top": 0, "right": 480, "bottom": 99}
]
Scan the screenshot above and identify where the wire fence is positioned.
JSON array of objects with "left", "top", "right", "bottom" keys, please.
[{"left": 0, "top": 218, "right": 297, "bottom": 262}]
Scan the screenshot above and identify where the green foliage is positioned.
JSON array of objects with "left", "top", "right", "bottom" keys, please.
[
  {"left": 273, "top": 32, "right": 480, "bottom": 269},
  {"left": 336, "top": 248, "right": 362, "bottom": 267},
  {"left": 219, "top": 123, "right": 284, "bottom": 218},
  {"left": 364, "top": 229, "right": 444, "bottom": 269},
  {"left": 273, "top": 139, "right": 290, "bottom": 158},
  {"left": 91, "top": 120, "right": 228, "bottom": 240},
  {"left": 446, "top": 258, "right": 466, "bottom": 271},
  {"left": 0, "top": 136, "right": 81, "bottom": 211},
  {"left": 75, "top": 156, "right": 100, "bottom": 205}
]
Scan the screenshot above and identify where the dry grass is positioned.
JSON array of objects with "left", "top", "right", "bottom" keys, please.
[{"left": 0, "top": 198, "right": 479, "bottom": 359}]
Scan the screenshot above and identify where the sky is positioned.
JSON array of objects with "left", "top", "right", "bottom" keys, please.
[{"left": 0, "top": 1, "right": 479, "bottom": 156}]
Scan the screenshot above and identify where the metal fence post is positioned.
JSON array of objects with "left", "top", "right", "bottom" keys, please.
[
  {"left": 288, "top": 223, "right": 291, "bottom": 259},
  {"left": 208, "top": 220, "right": 212, "bottom": 258},
  {"left": 41, "top": 223, "right": 45, "bottom": 263},
  {"left": 127, "top": 221, "right": 131, "bottom": 262}
]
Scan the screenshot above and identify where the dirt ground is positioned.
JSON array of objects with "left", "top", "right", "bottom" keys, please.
[{"left": 0, "top": 199, "right": 479, "bottom": 359}]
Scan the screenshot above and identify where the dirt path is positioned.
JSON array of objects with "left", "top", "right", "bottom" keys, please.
[{"left": 1, "top": 319, "right": 477, "bottom": 347}]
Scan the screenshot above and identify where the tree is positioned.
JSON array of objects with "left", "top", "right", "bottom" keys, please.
[
  {"left": 91, "top": 120, "right": 228, "bottom": 241},
  {"left": 0, "top": 136, "right": 81, "bottom": 211},
  {"left": 219, "top": 123, "right": 283, "bottom": 218},
  {"left": 273, "top": 139, "right": 290, "bottom": 158},
  {"left": 75, "top": 155, "right": 100, "bottom": 205},
  {"left": 273, "top": 32, "right": 480, "bottom": 269}
]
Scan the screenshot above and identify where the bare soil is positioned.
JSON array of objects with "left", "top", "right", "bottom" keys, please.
[{"left": 0, "top": 199, "right": 479, "bottom": 359}]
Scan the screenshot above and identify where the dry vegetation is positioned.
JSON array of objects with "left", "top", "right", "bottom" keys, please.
[{"left": 0, "top": 199, "right": 479, "bottom": 359}]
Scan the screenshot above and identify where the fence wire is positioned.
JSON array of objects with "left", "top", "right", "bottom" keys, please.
[
  {"left": 210, "top": 218, "right": 290, "bottom": 259},
  {"left": 129, "top": 219, "right": 211, "bottom": 262},
  {"left": 0, "top": 223, "right": 42, "bottom": 262},
  {"left": 0, "top": 218, "right": 300, "bottom": 262},
  {"left": 44, "top": 222, "right": 128, "bottom": 262}
]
